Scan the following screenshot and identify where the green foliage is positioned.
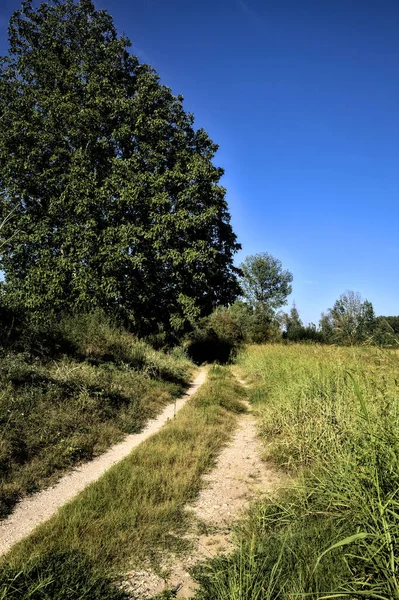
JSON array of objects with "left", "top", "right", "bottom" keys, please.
[
  {"left": 232, "top": 253, "right": 292, "bottom": 343},
  {"left": 380, "top": 315, "right": 399, "bottom": 334},
  {"left": 247, "top": 304, "right": 281, "bottom": 343},
  {"left": 185, "top": 303, "right": 250, "bottom": 364},
  {"left": 0, "top": 550, "right": 127, "bottom": 599},
  {"left": 226, "top": 301, "right": 281, "bottom": 344},
  {"left": 283, "top": 302, "right": 302, "bottom": 333},
  {"left": 189, "top": 298, "right": 285, "bottom": 354},
  {"left": 283, "top": 303, "right": 323, "bottom": 342},
  {"left": 320, "top": 290, "right": 375, "bottom": 345},
  {"left": 240, "top": 253, "right": 293, "bottom": 312},
  {"left": 194, "top": 344, "right": 399, "bottom": 598},
  {"left": 206, "top": 306, "right": 245, "bottom": 347},
  {"left": 0, "top": 0, "right": 240, "bottom": 334},
  {"left": 227, "top": 301, "right": 254, "bottom": 338},
  {"left": 372, "top": 316, "right": 399, "bottom": 346},
  {"left": 0, "top": 311, "right": 192, "bottom": 518},
  {"left": 185, "top": 304, "right": 253, "bottom": 364}
]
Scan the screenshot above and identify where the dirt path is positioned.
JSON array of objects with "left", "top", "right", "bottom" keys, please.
[
  {"left": 123, "top": 376, "right": 282, "bottom": 599},
  {"left": 0, "top": 368, "right": 207, "bottom": 557}
]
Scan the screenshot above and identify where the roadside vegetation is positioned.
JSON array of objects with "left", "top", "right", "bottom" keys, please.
[
  {"left": 0, "top": 1, "right": 398, "bottom": 598},
  {"left": 194, "top": 344, "right": 399, "bottom": 599},
  {"left": 0, "top": 310, "right": 192, "bottom": 519},
  {"left": 0, "top": 366, "right": 246, "bottom": 598}
]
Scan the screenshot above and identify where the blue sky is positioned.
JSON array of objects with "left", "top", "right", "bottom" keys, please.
[{"left": 1, "top": 0, "right": 398, "bottom": 324}]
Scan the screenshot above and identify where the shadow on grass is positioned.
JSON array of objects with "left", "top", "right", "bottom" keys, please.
[{"left": 186, "top": 330, "right": 236, "bottom": 365}]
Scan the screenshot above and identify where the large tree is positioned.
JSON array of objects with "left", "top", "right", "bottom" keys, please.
[{"left": 0, "top": 0, "right": 240, "bottom": 334}]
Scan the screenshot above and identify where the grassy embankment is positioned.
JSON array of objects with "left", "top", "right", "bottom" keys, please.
[
  {"left": 0, "top": 312, "right": 192, "bottom": 519},
  {"left": 0, "top": 365, "right": 247, "bottom": 599},
  {"left": 195, "top": 344, "right": 399, "bottom": 599}
]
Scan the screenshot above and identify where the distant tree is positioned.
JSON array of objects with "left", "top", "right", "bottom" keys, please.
[
  {"left": 240, "top": 253, "right": 293, "bottom": 312},
  {"left": 320, "top": 291, "right": 375, "bottom": 345},
  {"left": 319, "top": 312, "right": 334, "bottom": 343},
  {"left": 282, "top": 304, "right": 323, "bottom": 343},
  {"left": 238, "top": 253, "right": 292, "bottom": 343},
  {"left": 283, "top": 302, "right": 303, "bottom": 340},
  {"left": 372, "top": 316, "right": 399, "bottom": 346},
  {"left": 0, "top": 0, "right": 240, "bottom": 334}
]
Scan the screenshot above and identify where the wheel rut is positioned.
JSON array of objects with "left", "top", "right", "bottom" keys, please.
[{"left": 123, "top": 373, "right": 282, "bottom": 599}]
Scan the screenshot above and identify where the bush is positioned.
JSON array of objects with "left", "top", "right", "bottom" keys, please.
[
  {"left": 284, "top": 324, "right": 324, "bottom": 343},
  {"left": 206, "top": 307, "right": 244, "bottom": 346}
]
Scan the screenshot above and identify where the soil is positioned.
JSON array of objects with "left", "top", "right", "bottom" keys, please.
[{"left": 123, "top": 376, "right": 283, "bottom": 599}]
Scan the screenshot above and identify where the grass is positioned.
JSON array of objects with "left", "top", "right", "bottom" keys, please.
[
  {"left": 0, "top": 311, "right": 192, "bottom": 518},
  {"left": 0, "top": 365, "right": 247, "bottom": 598},
  {"left": 193, "top": 344, "right": 399, "bottom": 599},
  {"left": 0, "top": 550, "right": 127, "bottom": 600}
]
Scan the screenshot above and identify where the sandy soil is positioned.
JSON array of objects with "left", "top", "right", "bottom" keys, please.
[
  {"left": 123, "top": 378, "right": 283, "bottom": 599},
  {"left": 0, "top": 368, "right": 207, "bottom": 557}
]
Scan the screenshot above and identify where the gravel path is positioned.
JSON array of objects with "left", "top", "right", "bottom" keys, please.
[
  {"left": 123, "top": 377, "right": 283, "bottom": 599},
  {"left": 0, "top": 368, "right": 207, "bottom": 557},
  {"left": 172, "top": 398, "right": 282, "bottom": 598}
]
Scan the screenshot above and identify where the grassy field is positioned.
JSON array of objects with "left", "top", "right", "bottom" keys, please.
[
  {"left": 194, "top": 344, "right": 399, "bottom": 599},
  {"left": 0, "top": 312, "right": 192, "bottom": 519},
  {"left": 0, "top": 365, "right": 247, "bottom": 599}
]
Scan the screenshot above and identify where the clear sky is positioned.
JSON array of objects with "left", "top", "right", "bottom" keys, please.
[{"left": 1, "top": 0, "right": 398, "bottom": 324}]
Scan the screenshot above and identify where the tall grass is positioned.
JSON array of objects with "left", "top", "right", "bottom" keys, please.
[
  {"left": 194, "top": 345, "right": 399, "bottom": 599},
  {"left": 0, "top": 311, "right": 192, "bottom": 518}
]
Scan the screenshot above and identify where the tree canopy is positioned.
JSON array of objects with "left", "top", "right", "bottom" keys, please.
[
  {"left": 240, "top": 253, "right": 293, "bottom": 312},
  {"left": 320, "top": 290, "right": 375, "bottom": 345},
  {"left": 0, "top": 0, "right": 240, "bottom": 334},
  {"left": 283, "top": 303, "right": 302, "bottom": 337}
]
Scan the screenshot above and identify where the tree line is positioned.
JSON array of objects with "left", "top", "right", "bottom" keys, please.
[{"left": 193, "top": 254, "right": 398, "bottom": 358}]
